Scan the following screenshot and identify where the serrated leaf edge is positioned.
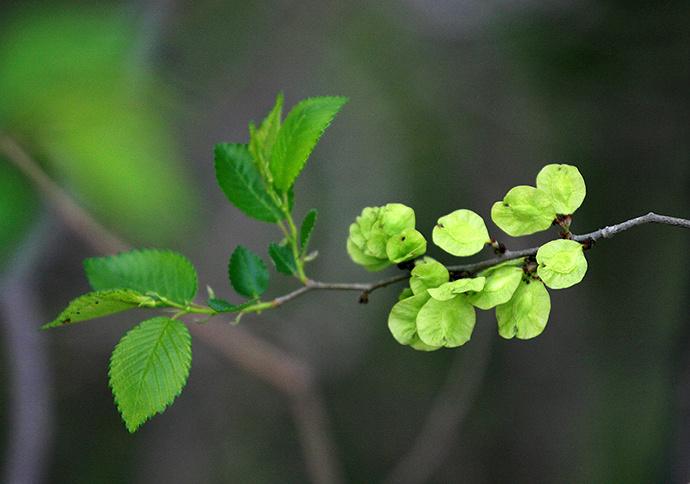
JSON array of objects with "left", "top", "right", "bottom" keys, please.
[
  {"left": 270, "top": 96, "right": 348, "bottom": 190},
  {"left": 228, "top": 245, "right": 269, "bottom": 298},
  {"left": 108, "top": 317, "right": 192, "bottom": 433},
  {"left": 83, "top": 248, "right": 199, "bottom": 304}
]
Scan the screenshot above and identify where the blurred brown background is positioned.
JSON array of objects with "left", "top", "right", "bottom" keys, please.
[{"left": 1, "top": 1, "right": 689, "bottom": 483}]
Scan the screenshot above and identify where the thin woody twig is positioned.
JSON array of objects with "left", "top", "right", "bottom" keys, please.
[
  {"left": 572, "top": 213, "right": 690, "bottom": 240},
  {"left": 446, "top": 212, "right": 690, "bottom": 274},
  {"left": 264, "top": 210, "right": 690, "bottom": 307},
  {"left": 0, "top": 218, "right": 56, "bottom": 484},
  {"left": 269, "top": 274, "right": 410, "bottom": 308},
  {"left": 0, "top": 135, "right": 129, "bottom": 254}
]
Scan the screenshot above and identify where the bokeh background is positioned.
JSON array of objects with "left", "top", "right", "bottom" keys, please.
[{"left": 1, "top": 1, "right": 689, "bottom": 483}]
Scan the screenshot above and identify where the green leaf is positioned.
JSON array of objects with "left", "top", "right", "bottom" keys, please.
[
  {"left": 228, "top": 246, "right": 269, "bottom": 298},
  {"left": 270, "top": 96, "right": 348, "bottom": 191},
  {"left": 346, "top": 238, "right": 391, "bottom": 272},
  {"left": 346, "top": 204, "right": 417, "bottom": 271},
  {"left": 268, "top": 242, "right": 298, "bottom": 275},
  {"left": 427, "top": 277, "right": 486, "bottom": 301},
  {"left": 299, "top": 209, "right": 318, "bottom": 253},
  {"left": 84, "top": 249, "right": 198, "bottom": 305},
  {"left": 385, "top": 228, "right": 427, "bottom": 263},
  {"left": 42, "top": 289, "right": 154, "bottom": 329},
  {"left": 408, "top": 335, "right": 442, "bottom": 352},
  {"left": 109, "top": 317, "right": 191, "bottom": 432},
  {"left": 398, "top": 287, "right": 414, "bottom": 301},
  {"left": 469, "top": 266, "right": 523, "bottom": 310},
  {"left": 416, "top": 296, "right": 476, "bottom": 348},
  {"left": 496, "top": 280, "right": 551, "bottom": 339},
  {"left": 477, "top": 258, "right": 524, "bottom": 275},
  {"left": 536, "top": 164, "right": 586, "bottom": 215},
  {"left": 432, "top": 209, "right": 490, "bottom": 257},
  {"left": 536, "top": 239, "right": 588, "bottom": 289},
  {"left": 409, "top": 257, "right": 449, "bottom": 295},
  {"left": 214, "top": 143, "right": 284, "bottom": 222},
  {"left": 379, "top": 203, "right": 416, "bottom": 236},
  {"left": 387, "top": 292, "right": 430, "bottom": 345},
  {"left": 249, "top": 92, "right": 284, "bottom": 179},
  {"left": 491, "top": 186, "right": 556, "bottom": 236},
  {"left": 207, "top": 298, "right": 256, "bottom": 313}
]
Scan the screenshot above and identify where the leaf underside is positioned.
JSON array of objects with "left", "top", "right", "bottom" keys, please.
[
  {"left": 416, "top": 297, "right": 476, "bottom": 348},
  {"left": 268, "top": 242, "right": 298, "bottom": 275},
  {"left": 42, "top": 289, "right": 147, "bottom": 329},
  {"left": 496, "top": 280, "right": 551, "bottom": 339},
  {"left": 299, "top": 209, "right": 318, "bottom": 253}
]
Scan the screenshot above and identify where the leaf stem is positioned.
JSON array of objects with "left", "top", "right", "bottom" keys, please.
[
  {"left": 277, "top": 191, "right": 308, "bottom": 284},
  {"left": 156, "top": 296, "right": 217, "bottom": 316},
  {"left": 285, "top": 211, "right": 308, "bottom": 283}
]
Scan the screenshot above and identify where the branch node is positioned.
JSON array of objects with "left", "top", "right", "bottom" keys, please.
[
  {"left": 581, "top": 238, "right": 595, "bottom": 251},
  {"left": 450, "top": 270, "right": 472, "bottom": 281},
  {"left": 396, "top": 260, "right": 415, "bottom": 271},
  {"left": 489, "top": 239, "right": 506, "bottom": 254}
]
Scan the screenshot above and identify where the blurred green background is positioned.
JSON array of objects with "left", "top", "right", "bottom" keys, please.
[{"left": 0, "top": 1, "right": 688, "bottom": 483}]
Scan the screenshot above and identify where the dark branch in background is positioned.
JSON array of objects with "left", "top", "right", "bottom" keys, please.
[
  {"left": 0, "top": 136, "right": 129, "bottom": 254},
  {"left": 0, "top": 218, "right": 56, "bottom": 484},
  {"left": 0, "top": 135, "right": 343, "bottom": 484},
  {"left": 190, "top": 325, "right": 342, "bottom": 484},
  {"left": 383, "top": 319, "right": 493, "bottom": 484}
]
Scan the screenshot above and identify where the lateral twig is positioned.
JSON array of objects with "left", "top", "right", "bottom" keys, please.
[{"left": 1, "top": 134, "right": 343, "bottom": 484}]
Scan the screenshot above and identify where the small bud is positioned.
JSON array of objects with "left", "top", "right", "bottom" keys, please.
[
  {"left": 397, "top": 260, "right": 416, "bottom": 271},
  {"left": 490, "top": 239, "right": 507, "bottom": 254}
]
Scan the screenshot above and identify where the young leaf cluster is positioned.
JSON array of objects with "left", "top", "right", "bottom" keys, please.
[
  {"left": 44, "top": 94, "right": 348, "bottom": 432},
  {"left": 347, "top": 203, "right": 427, "bottom": 271},
  {"left": 214, "top": 93, "right": 346, "bottom": 286},
  {"left": 359, "top": 164, "right": 590, "bottom": 350}
]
